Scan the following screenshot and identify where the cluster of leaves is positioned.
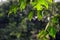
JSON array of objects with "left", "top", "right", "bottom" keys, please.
[
  {"left": 8, "top": 0, "right": 52, "bottom": 20},
  {"left": 0, "top": 0, "right": 60, "bottom": 40},
  {"left": 8, "top": 0, "right": 58, "bottom": 40}
]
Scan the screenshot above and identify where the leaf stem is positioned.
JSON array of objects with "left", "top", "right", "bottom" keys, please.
[{"left": 45, "top": 22, "right": 50, "bottom": 31}]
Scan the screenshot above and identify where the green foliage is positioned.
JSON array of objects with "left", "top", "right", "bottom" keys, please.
[
  {"left": 9, "top": 4, "right": 18, "bottom": 15},
  {"left": 38, "top": 0, "right": 48, "bottom": 9},
  {"left": 8, "top": 0, "right": 56, "bottom": 40},
  {"left": 28, "top": 11, "right": 34, "bottom": 21},
  {"left": 37, "top": 30, "right": 48, "bottom": 40},
  {"left": 10, "top": 32, "right": 21, "bottom": 38},
  {"left": 37, "top": 11, "right": 42, "bottom": 21},
  {"left": 0, "top": 13, "right": 4, "bottom": 17},
  {"left": 48, "top": 0, "right": 52, "bottom": 3},
  {"left": 37, "top": 30, "right": 47, "bottom": 38},
  {"left": 48, "top": 26, "right": 57, "bottom": 38},
  {"left": 34, "top": 3, "right": 43, "bottom": 10},
  {"left": 20, "top": 18, "right": 27, "bottom": 32},
  {"left": 51, "top": 16, "right": 58, "bottom": 24},
  {"left": 0, "top": 0, "right": 59, "bottom": 40},
  {"left": 32, "top": 0, "right": 49, "bottom": 10},
  {"left": 8, "top": 0, "right": 52, "bottom": 21},
  {"left": 19, "top": 0, "right": 26, "bottom": 11}
]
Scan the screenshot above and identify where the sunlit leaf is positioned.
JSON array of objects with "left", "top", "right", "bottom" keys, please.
[
  {"left": 37, "top": 11, "right": 42, "bottom": 21},
  {"left": 48, "top": 0, "right": 52, "bottom": 3},
  {"left": 28, "top": 11, "right": 33, "bottom": 21},
  {"left": 13, "top": 6, "right": 17, "bottom": 14},
  {"left": 33, "top": 0, "right": 48, "bottom": 10},
  {"left": 19, "top": 0, "right": 26, "bottom": 11},
  {"left": 38, "top": 0, "right": 48, "bottom": 9},
  {"left": 37, "top": 30, "right": 47, "bottom": 38},
  {"left": 34, "top": 3, "right": 43, "bottom": 10}
]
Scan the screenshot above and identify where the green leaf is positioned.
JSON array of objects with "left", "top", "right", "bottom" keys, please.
[
  {"left": 13, "top": 6, "right": 17, "bottom": 14},
  {"left": 48, "top": 0, "right": 52, "bottom": 3},
  {"left": 0, "top": 13, "right": 4, "bottom": 17},
  {"left": 28, "top": 11, "right": 33, "bottom": 21},
  {"left": 31, "top": 0, "right": 37, "bottom": 6},
  {"left": 10, "top": 32, "right": 21, "bottom": 39},
  {"left": 34, "top": 3, "right": 43, "bottom": 10},
  {"left": 8, "top": 5, "right": 18, "bottom": 15},
  {"left": 48, "top": 27, "right": 56, "bottom": 38},
  {"left": 38, "top": 0, "right": 48, "bottom": 9},
  {"left": 37, "top": 30, "right": 47, "bottom": 38},
  {"left": 10, "top": 32, "right": 14, "bottom": 35},
  {"left": 43, "top": 37, "right": 48, "bottom": 40},
  {"left": 16, "top": 33, "right": 21, "bottom": 39},
  {"left": 19, "top": 0, "right": 26, "bottom": 11},
  {"left": 31, "top": 2, "right": 37, "bottom": 6},
  {"left": 51, "top": 17, "right": 58, "bottom": 23},
  {"left": 37, "top": 11, "right": 42, "bottom": 21},
  {"left": 33, "top": 0, "right": 48, "bottom": 10}
]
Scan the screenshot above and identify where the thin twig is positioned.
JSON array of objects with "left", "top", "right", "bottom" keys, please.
[{"left": 45, "top": 22, "right": 50, "bottom": 31}]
